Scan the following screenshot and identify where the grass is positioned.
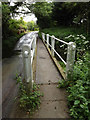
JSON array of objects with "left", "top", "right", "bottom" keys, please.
[{"left": 39, "top": 26, "right": 87, "bottom": 40}]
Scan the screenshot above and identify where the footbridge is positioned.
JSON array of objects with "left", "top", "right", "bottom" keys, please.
[{"left": 2, "top": 31, "right": 76, "bottom": 118}]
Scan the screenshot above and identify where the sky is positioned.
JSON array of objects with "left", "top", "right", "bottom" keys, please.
[
  {"left": 14, "top": 13, "right": 37, "bottom": 23},
  {"left": 10, "top": 2, "right": 37, "bottom": 23}
]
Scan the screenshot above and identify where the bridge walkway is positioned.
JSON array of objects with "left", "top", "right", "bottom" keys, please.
[{"left": 31, "top": 38, "right": 70, "bottom": 118}]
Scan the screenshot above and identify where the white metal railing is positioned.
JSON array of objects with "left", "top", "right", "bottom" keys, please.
[
  {"left": 22, "top": 34, "right": 37, "bottom": 89},
  {"left": 42, "top": 32, "right": 76, "bottom": 80}
]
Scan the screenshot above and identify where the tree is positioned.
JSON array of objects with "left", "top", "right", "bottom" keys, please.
[
  {"left": 52, "top": 2, "right": 90, "bottom": 34},
  {"left": 2, "top": 3, "right": 27, "bottom": 58},
  {"left": 27, "top": 21, "right": 35, "bottom": 31},
  {"left": 29, "top": 2, "right": 54, "bottom": 28}
]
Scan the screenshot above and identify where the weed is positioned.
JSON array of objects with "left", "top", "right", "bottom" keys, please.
[
  {"left": 58, "top": 54, "right": 90, "bottom": 119},
  {"left": 16, "top": 75, "right": 43, "bottom": 114}
]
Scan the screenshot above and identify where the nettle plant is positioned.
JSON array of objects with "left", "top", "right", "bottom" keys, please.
[{"left": 16, "top": 75, "right": 43, "bottom": 114}]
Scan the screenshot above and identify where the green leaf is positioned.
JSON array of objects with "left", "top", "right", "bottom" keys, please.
[
  {"left": 84, "top": 41, "right": 89, "bottom": 45},
  {"left": 74, "top": 100, "right": 80, "bottom": 105},
  {"left": 80, "top": 104, "right": 84, "bottom": 108}
]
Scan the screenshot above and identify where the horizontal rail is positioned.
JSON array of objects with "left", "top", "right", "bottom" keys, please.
[
  {"left": 48, "top": 34, "right": 69, "bottom": 45},
  {"left": 46, "top": 41, "right": 67, "bottom": 65},
  {"left": 42, "top": 32, "right": 76, "bottom": 80}
]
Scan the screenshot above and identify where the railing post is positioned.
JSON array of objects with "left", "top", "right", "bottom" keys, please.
[
  {"left": 42, "top": 33, "right": 45, "bottom": 42},
  {"left": 51, "top": 35, "right": 55, "bottom": 56},
  {"left": 22, "top": 44, "right": 33, "bottom": 90},
  {"left": 47, "top": 34, "right": 49, "bottom": 47},
  {"left": 33, "top": 34, "right": 37, "bottom": 57},
  {"left": 66, "top": 42, "right": 76, "bottom": 80},
  {"left": 32, "top": 37, "right": 35, "bottom": 56},
  {"left": 34, "top": 35, "right": 36, "bottom": 49}
]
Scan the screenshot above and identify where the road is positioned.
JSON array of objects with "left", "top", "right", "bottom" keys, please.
[{"left": 2, "top": 31, "right": 38, "bottom": 118}]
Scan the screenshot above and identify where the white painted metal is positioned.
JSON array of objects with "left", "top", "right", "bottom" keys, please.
[
  {"left": 42, "top": 33, "right": 45, "bottom": 42},
  {"left": 22, "top": 34, "right": 37, "bottom": 89},
  {"left": 46, "top": 37, "right": 67, "bottom": 65},
  {"left": 47, "top": 34, "right": 49, "bottom": 47},
  {"left": 22, "top": 44, "right": 33, "bottom": 88},
  {"left": 53, "top": 48, "right": 67, "bottom": 65},
  {"left": 49, "top": 34, "right": 69, "bottom": 45},
  {"left": 42, "top": 32, "right": 76, "bottom": 80},
  {"left": 51, "top": 35, "right": 55, "bottom": 56}
]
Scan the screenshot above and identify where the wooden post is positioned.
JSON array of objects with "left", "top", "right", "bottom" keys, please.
[
  {"left": 51, "top": 35, "right": 55, "bottom": 56},
  {"left": 22, "top": 44, "right": 33, "bottom": 90},
  {"left": 66, "top": 42, "right": 76, "bottom": 80},
  {"left": 47, "top": 34, "right": 49, "bottom": 47}
]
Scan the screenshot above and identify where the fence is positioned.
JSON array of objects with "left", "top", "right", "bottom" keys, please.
[
  {"left": 42, "top": 32, "right": 76, "bottom": 80},
  {"left": 22, "top": 34, "right": 37, "bottom": 90}
]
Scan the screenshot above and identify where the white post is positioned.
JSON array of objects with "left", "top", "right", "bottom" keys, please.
[
  {"left": 66, "top": 42, "right": 76, "bottom": 80},
  {"left": 33, "top": 35, "right": 37, "bottom": 57},
  {"left": 51, "top": 35, "right": 55, "bottom": 56},
  {"left": 34, "top": 35, "right": 36, "bottom": 49},
  {"left": 32, "top": 37, "right": 35, "bottom": 57},
  {"left": 47, "top": 34, "right": 49, "bottom": 47},
  {"left": 42, "top": 33, "right": 43, "bottom": 41},
  {"left": 42, "top": 33, "right": 45, "bottom": 42},
  {"left": 22, "top": 44, "right": 33, "bottom": 89}
]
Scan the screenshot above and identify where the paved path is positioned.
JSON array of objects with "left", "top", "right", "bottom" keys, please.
[{"left": 32, "top": 39, "right": 70, "bottom": 118}]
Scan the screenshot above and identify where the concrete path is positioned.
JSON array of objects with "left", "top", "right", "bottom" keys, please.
[{"left": 32, "top": 39, "right": 70, "bottom": 118}]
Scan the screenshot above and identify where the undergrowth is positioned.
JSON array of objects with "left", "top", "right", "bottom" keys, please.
[
  {"left": 58, "top": 53, "right": 90, "bottom": 120},
  {"left": 16, "top": 76, "right": 43, "bottom": 115}
]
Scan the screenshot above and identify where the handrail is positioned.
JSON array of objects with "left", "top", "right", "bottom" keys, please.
[
  {"left": 46, "top": 40, "right": 67, "bottom": 65},
  {"left": 42, "top": 32, "right": 67, "bottom": 65},
  {"left": 42, "top": 32, "right": 76, "bottom": 80},
  {"left": 22, "top": 33, "right": 37, "bottom": 89},
  {"left": 48, "top": 34, "right": 69, "bottom": 45}
]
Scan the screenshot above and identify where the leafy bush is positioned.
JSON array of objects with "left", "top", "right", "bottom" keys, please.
[
  {"left": 58, "top": 53, "right": 90, "bottom": 119},
  {"left": 16, "top": 76, "right": 43, "bottom": 114},
  {"left": 2, "top": 3, "right": 27, "bottom": 58},
  {"left": 40, "top": 26, "right": 87, "bottom": 39},
  {"left": 65, "top": 34, "right": 90, "bottom": 60}
]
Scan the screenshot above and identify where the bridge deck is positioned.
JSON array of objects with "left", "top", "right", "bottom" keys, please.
[
  {"left": 36, "top": 38, "right": 62, "bottom": 84},
  {"left": 32, "top": 38, "right": 70, "bottom": 118},
  {"left": 2, "top": 36, "right": 70, "bottom": 118}
]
